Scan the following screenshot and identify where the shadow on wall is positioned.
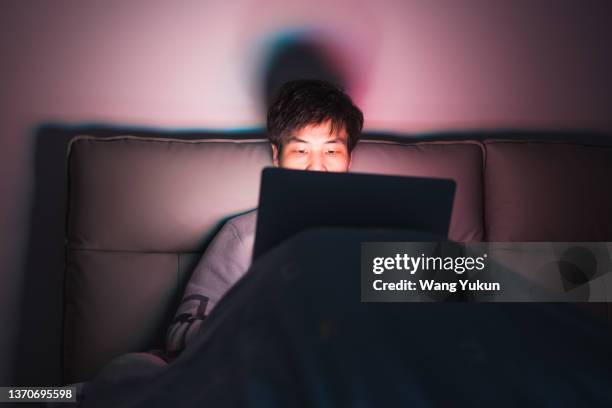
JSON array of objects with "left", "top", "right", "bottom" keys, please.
[{"left": 258, "top": 31, "right": 348, "bottom": 109}]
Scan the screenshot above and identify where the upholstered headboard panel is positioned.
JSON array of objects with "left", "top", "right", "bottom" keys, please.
[
  {"left": 351, "top": 140, "right": 484, "bottom": 242},
  {"left": 484, "top": 140, "right": 612, "bottom": 241},
  {"left": 63, "top": 136, "right": 272, "bottom": 383},
  {"left": 63, "top": 136, "right": 485, "bottom": 383}
]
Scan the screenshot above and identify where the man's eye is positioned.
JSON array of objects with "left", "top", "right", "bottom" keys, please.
[
  {"left": 326, "top": 150, "right": 336, "bottom": 155},
  {"left": 296, "top": 149, "right": 306, "bottom": 154}
]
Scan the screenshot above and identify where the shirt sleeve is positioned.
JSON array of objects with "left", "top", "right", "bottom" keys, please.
[{"left": 165, "top": 220, "right": 250, "bottom": 356}]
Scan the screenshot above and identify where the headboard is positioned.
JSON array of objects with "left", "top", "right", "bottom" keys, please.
[{"left": 63, "top": 135, "right": 485, "bottom": 383}]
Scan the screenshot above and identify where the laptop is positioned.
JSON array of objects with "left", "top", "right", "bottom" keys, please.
[{"left": 252, "top": 167, "right": 456, "bottom": 261}]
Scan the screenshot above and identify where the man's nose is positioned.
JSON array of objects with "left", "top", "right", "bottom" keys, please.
[{"left": 307, "top": 154, "right": 326, "bottom": 171}]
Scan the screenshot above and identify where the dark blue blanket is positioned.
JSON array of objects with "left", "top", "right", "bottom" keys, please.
[{"left": 81, "top": 229, "right": 612, "bottom": 407}]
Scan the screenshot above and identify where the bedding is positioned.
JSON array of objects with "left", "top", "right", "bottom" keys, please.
[{"left": 74, "top": 228, "right": 612, "bottom": 407}]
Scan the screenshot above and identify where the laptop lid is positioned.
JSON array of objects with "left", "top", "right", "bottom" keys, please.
[{"left": 253, "top": 167, "right": 456, "bottom": 260}]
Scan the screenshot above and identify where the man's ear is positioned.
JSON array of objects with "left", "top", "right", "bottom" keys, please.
[{"left": 271, "top": 144, "right": 280, "bottom": 167}]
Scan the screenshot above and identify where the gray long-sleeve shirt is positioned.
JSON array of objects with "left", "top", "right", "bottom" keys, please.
[{"left": 166, "top": 209, "right": 257, "bottom": 355}]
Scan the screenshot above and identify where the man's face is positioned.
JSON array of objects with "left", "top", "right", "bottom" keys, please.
[{"left": 271, "top": 120, "right": 352, "bottom": 172}]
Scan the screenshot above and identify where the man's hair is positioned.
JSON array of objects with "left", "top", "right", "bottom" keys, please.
[{"left": 267, "top": 79, "right": 364, "bottom": 152}]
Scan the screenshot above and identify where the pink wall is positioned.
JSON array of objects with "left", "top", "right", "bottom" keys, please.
[{"left": 1, "top": 0, "right": 611, "bottom": 385}]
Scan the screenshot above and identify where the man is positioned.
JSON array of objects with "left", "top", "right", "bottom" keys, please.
[
  {"left": 166, "top": 79, "right": 364, "bottom": 356},
  {"left": 80, "top": 81, "right": 612, "bottom": 408}
]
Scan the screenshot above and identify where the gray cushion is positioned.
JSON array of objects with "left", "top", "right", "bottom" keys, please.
[
  {"left": 64, "top": 136, "right": 272, "bottom": 383},
  {"left": 484, "top": 140, "right": 612, "bottom": 241},
  {"left": 67, "top": 136, "right": 271, "bottom": 252},
  {"left": 351, "top": 140, "right": 485, "bottom": 241}
]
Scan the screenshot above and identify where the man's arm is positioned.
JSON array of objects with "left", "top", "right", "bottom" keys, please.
[{"left": 166, "top": 219, "right": 250, "bottom": 356}]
